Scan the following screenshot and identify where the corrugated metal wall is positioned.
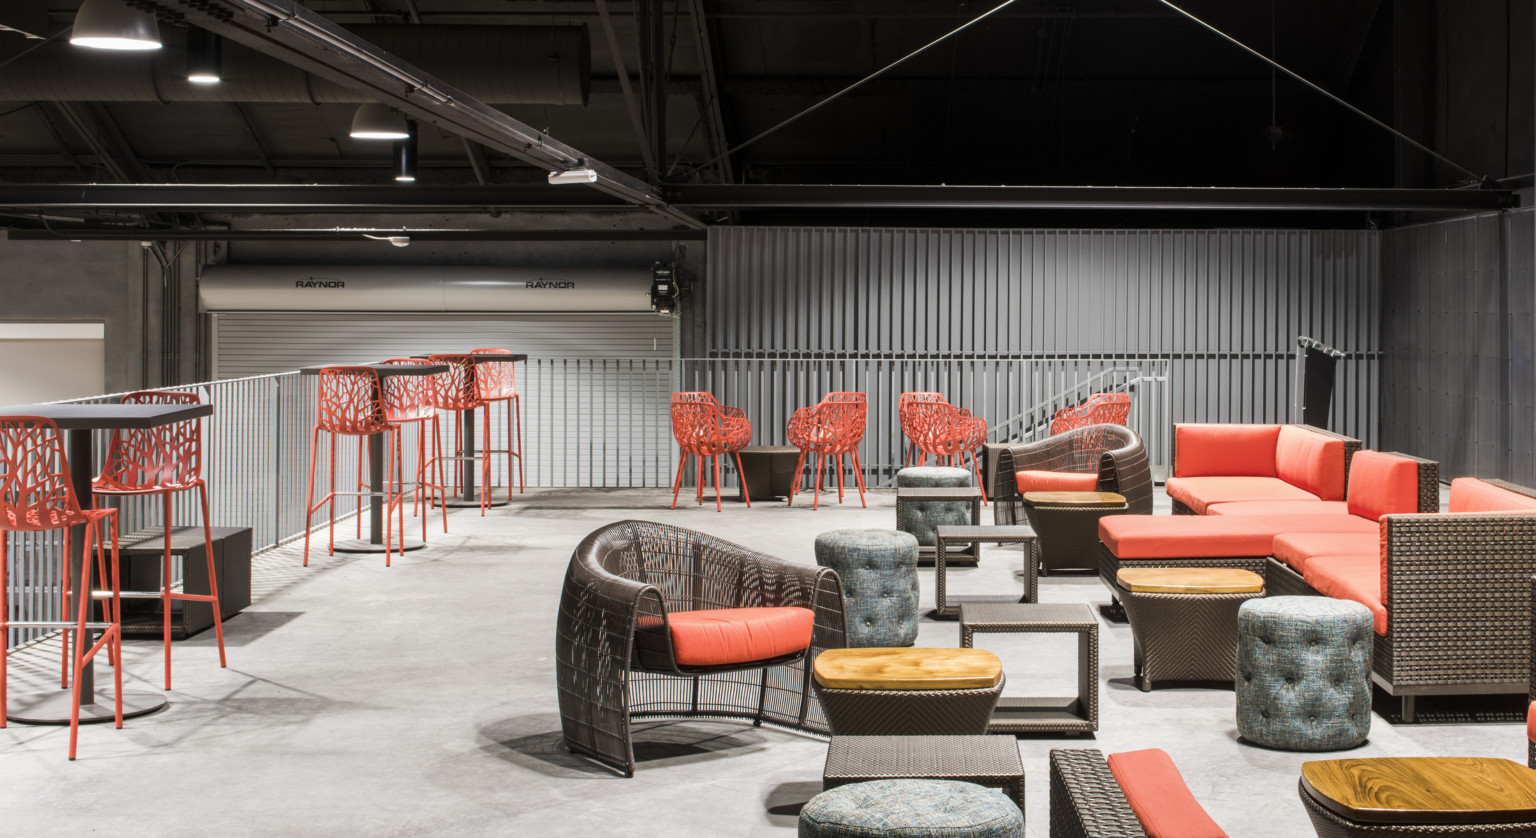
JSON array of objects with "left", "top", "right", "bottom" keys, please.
[
  {"left": 1381, "top": 208, "right": 1536, "bottom": 485},
  {"left": 707, "top": 227, "right": 1381, "bottom": 454}
]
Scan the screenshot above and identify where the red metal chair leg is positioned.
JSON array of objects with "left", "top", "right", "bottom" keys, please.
[
  {"left": 786, "top": 450, "right": 807, "bottom": 506},
  {"left": 303, "top": 425, "right": 320, "bottom": 567},
  {"left": 712, "top": 455, "right": 723, "bottom": 512},
  {"left": 327, "top": 432, "right": 338, "bottom": 556},
  {"left": 514, "top": 393, "right": 525, "bottom": 493},
  {"left": 813, "top": 453, "right": 824, "bottom": 511},
  {"left": 67, "top": 528, "right": 94, "bottom": 760},
  {"left": 850, "top": 449, "right": 868, "bottom": 508},
  {"left": 734, "top": 450, "right": 752, "bottom": 508},
  {"left": 967, "top": 448, "right": 988, "bottom": 505},
  {"left": 1, "top": 535, "right": 7, "bottom": 727},
  {"left": 198, "top": 483, "right": 226, "bottom": 668},
  {"left": 835, "top": 453, "right": 845, "bottom": 503},
  {"left": 670, "top": 453, "right": 688, "bottom": 509},
  {"left": 59, "top": 529, "right": 70, "bottom": 687},
  {"left": 355, "top": 436, "right": 365, "bottom": 539},
  {"left": 161, "top": 492, "right": 173, "bottom": 690},
  {"left": 696, "top": 457, "right": 705, "bottom": 506}
]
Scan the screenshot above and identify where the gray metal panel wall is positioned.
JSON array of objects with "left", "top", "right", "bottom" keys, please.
[
  {"left": 707, "top": 227, "right": 1380, "bottom": 447},
  {"left": 1381, "top": 208, "right": 1536, "bottom": 485}
]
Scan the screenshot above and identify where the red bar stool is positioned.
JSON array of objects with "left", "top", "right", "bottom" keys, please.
[
  {"left": 0, "top": 416, "right": 123, "bottom": 759},
  {"left": 428, "top": 354, "right": 492, "bottom": 515},
  {"left": 377, "top": 359, "right": 447, "bottom": 540},
  {"left": 669, "top": 392, "right": 752, "bottom": 511},
  {"left": 92, "top": 390, "right": 226, "bottom": 690},
  {"left": 470, "top": 348, "right": 524, "bottom": 499},
  {"left": 788, "top": 392, "right": 868, "bottom": 509},
  {"left": 303, "top": 367, "right": 406, "bottom": 565}
]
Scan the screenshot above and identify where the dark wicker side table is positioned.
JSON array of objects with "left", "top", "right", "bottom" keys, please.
[
  {"left": 1299, "top": 757, "right": 1536, "bottom": 837},
  {"left": 934, "top": 525, "right": 1039, "bottom": 618},
  {"left": 736, "top": 445, "right": 801, "bottom": 501},
  {"left": 896, "top": 486, "right": 983, "bottom": 567},
  {"left": 812, "top": 647, "right": 1005, "bottom": 736},
  {"left": 824, "top": 735, "right": 1026, "bottom": 814},
  {"left": 959, "top": 602, "right": 1099, "bottom": 735},
  {"left": 1022, "top": 491, "right": 1129, "bottom": 575},
  {"left": 1113, "top": 567, "right": 1265, "bottom": 692}
]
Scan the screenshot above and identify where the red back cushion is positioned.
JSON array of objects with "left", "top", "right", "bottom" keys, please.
[
  {"left": 1173, "top": 424, "right": 1280, "bottom": 478},
  {"left": 1274, "top": 425, "right": 1347, "bottom": 500},
  {"left": 1449, "top": 478, "right": 1536, "bottom": 513},
  {"left": 1107, "top": 749, "right": 1229, "bottom": 838},
  {"left": 1345, "top": 451, "right": 1420, "bottom": 521},
  {"left": 1016, "top": 470, "right": 1100, "bottom": 494}
]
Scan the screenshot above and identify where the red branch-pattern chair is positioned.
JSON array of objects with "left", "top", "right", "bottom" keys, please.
[
  {"left": 427, "top": 354, "right": 493, "bottom": 516},
  {"left": 1050, "top": 392, "right": 1131, "bottom": 435},
  {"left": 670, "top": 392, "right": 752, "bottom": 512},
  {"left": 0, "top": 416, "right": 123, "bottom": 759},
  {"left": 93, "top": 389, "right": 226, "bottom": 690},
  {"left": 304, "top": 367, "right": 406, "bottom": 565},
  {"left": 898, "top": 391, "right": 989, "bottom": 503},
  {"left": 787, "top": 392, "right": 868, "bottom": 509},
  {"left": 378, "top": 359, "right": 447, "bottom": 540},
  {"left": 470, "top": 348, "right": 525, "bottom": 499}
]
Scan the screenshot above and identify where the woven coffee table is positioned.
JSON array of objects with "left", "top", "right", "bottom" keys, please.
[
  {"left": 934, "top": 525, "right": 1038, "bottom": 618},
  {"left": 896, "top": 486, "right": 983, "bottom": 566},
  {"left": 1299, "top": 757, "right": 1536, "bottom": 836},
  {"left": 959, "top": 602, "right": 1098, "bottom": 734},
  {"left": 1113, "top": 567, "right": 1264, "bottom": 692},
  {"left": 812, "top": 647, "right": 1004, "bottom": 736},
  {"left": 824, "top": 735, "right": 1025, "bottom": 813},
  {"left": 736, "top": 445, "right": 801, "bottom": 501},
  {"left": 1022, "top": 491, "right": 1129, "bottom": 575}
]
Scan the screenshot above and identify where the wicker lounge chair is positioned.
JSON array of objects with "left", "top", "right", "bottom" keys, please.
[
  {"left": 993, "top": 424, "right": 1153, "bottom": 527},
  {"left": 556, "top": 520, "right": 847, "bottom": 776}
]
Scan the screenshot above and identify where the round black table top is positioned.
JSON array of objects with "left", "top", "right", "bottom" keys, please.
[
  {"left": 411, "top": 353, "right": 528, "bottom": 363},
  {"left": 0, "top": 402, "right": 212, "bottom": 429},
  {"left": 298, "top": 363, "right": 449, "bottom": 376}
]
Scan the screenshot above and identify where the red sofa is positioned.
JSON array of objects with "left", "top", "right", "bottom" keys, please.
[{"left": 1165, "top": 423, "right": 1361, "bottom": 515}]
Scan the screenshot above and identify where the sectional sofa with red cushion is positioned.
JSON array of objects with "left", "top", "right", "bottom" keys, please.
[{"left": 1164, "top": 423, "right": 1362, "bottom": 515}]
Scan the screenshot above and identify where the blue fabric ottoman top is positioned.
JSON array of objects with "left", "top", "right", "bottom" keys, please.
[{"left": 800, "top": 779, "right": 1023, "bottom": 838}]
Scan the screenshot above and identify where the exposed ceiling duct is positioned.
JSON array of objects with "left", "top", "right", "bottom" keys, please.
[
  {"left": 199, "top": 265, "right": 652, "bottom": 312},
  {"left": 0, "top": 25, "right": 590, "bottom": 105}
]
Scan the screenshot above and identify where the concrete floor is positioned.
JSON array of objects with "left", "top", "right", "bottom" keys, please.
[{"left": 0, "top": 485, "right": 1524, "bottom": 837}]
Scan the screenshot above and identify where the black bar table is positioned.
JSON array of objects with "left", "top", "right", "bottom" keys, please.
[
  {"left": 300, "top": 363, "right": 448, "bottom": 553},
  {"left": 0, "top": 401, "right": 213, "bottom": 725},
  {"left": 412, "top": 353, "right": 526, "bottom": 509}
]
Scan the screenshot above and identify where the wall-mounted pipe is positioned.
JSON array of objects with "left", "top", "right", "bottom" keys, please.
[{"left": 0, "top": 25, "right": 589, "bottom": 105}]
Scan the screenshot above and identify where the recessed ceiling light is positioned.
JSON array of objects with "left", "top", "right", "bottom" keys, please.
[{"left": 71, "top": 0, "right": 162, "bottom": 51}]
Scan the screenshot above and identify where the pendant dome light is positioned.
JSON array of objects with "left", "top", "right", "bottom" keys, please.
[
  {"left": 350, "top": 103, "right": 410, "bottom": 140},
  {"left": 71, "top": 0, "right": 162, "bottom": 51}
]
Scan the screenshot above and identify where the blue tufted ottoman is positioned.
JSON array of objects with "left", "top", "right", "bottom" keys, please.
[
  {"left": 896, "top": 467, "right": 979, "bottom": 554},
  {"left": 799, "top": 779, "right": 1023, "bottom": 838},
  {"left": 815, "top": 529, "right": 919, "bottom": 647},
  {"left": 1236, "top": 596, "right": 1373, "bottom": 751}
]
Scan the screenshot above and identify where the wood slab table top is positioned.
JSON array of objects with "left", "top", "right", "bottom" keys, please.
[
  {"left": 814, "top": 647, "right": 1002, "bottom": 690},
  {"left": 1301, "top": 757, "right": 1536, "bottom": 825},
  {"left": 1023, "top": 491, "right": 1127, "bottom": 507},
  {"left": 1115, "top": 567, "right": 1264, "bottom": 594},
  {"left": 0, "top": 402, "right": 212, "bottom": 429}
]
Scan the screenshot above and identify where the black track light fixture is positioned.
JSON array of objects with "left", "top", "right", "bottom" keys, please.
[{"left": 394, "top": 121, "right": 418, "bottom": 183}]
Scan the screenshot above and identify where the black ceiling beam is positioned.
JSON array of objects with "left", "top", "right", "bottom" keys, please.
[
  {"left": 0, "top": 184, "right": 632, "bottom": 211},
  {"left": 5, "top": 227, "right": 706, "bottom": 242},
  {"left": 663, "top": 184, "right": 1519, "bottom": 212}
]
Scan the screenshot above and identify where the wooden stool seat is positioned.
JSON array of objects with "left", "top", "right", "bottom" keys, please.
[
  {"left": 1023, "top": 491, "right": 1127, "bottom": 507},
  {"left": 814, "top": 647, "right": 1002, "bottom": 691},
  {"left": 1116, "top": 567, "right": 1264, "bottom": 595},
  {"left": 1302, "top": 757, "right": 1536, "bottom": 826}
]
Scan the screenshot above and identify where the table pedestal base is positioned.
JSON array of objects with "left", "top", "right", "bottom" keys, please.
[
  {"left": 434, "top": 494, "right": 511, "bottom": 509},
  {"left": 331, "top": 538, "right": 427, "bottom": 554},
  {"left": 7, "top": 689, "right": 168, "bottom": 725}
]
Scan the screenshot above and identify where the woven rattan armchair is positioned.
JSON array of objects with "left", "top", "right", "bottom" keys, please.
[
  {"left": 993, "top": 425, "right": 1152, "bottom": 527},
  {"left": 556, "top": 520, "right": 847, "bottom": 776},
  {"left": 1048, "top": 749, "right": 1148, "bottom": 838}
]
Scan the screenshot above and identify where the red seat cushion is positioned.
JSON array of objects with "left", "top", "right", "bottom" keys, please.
[
  {"left": 1271, "top": 532, "right": 1378, "bottom": 573},
  {"left": 1165, "top": 476, "right": 1322, "bottom": 515},
  {"left": 1174, "top": 424, "right": 1281, "bottom": 478},
  {"left": 1100, "top": 513, "right": 1377, "bottom": 559},
  {"left": 1107, "top": 749, "right": 1229, "bottom": 838},
  {"left": 664, "top": 607, "right": 815, "bottom": 667},
  {"left": 1207, "top": 500, "right": 1349, "bottom": 517},
  {"left": 1528, "top": 701, "right": 1536, "bottom": 744},
  {"left": 1304, "top": 554, "right": 1387, "bottom": 635},
  {"left": 1016, "top": 470, "right": 1099, "bottom": 494},
  {"left": 1449, "top": 478, "right": 1536, "bottom": 513},
  {"left": 1345, "top": 451, "right": 1421, "bottom": 521},
  {"left": 1275, "top": 425, "right": 1347, "bottom": 501}
]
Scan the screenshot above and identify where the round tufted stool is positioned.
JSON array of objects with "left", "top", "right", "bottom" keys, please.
[
  {"left": 815, "top": 529, "right": 919, "bottom": 647},
  {"left": 799, "top": 779, "right": 1023, "bottom": 838},
  {"left": 896, "top": 467, "right": 976, "bottom": 549},
  {"left": 1236, "top": 596, "right": 1373, "bottom": 751}
]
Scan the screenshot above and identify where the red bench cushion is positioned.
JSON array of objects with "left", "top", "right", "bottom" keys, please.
[
  {"left": 1528, "top": 701, "right": 1536, "bottom": 744},
  {"left": 664, "top": 606, "right": 815, "bottom": 667},
  {"left": 1174, "top": 424, "right": 1280, "bottom": 478},
  {"left": 1165, "top": 476, "right": 1321, "bottom": 514},
  {"left": 1345, "top": 451, "right": 1421, "bottom": 521},
  {"left": 1275, "top": 425, "right": 1347, "bottom": 501},
  {"left": 1304, "top": 554, "right": 1387, "bottom": 635},
  {"left": 1207, "top": 500, "right": 1349, "bottom": 517},
  {"left": 1100, "top": 513, "right": 1377, "bottom": 559},
  {"left": 1107, "top": 749, "right": 1229, "bottom": 838},
  {"left": 1016, "top": 470, "right": 1099, "bottom": 494},
  {"left": 1271, "top": 531, "right": 1378, "bottom": 573},
  {"left": 1449, "top": 477, "right": 1536, "bottom": 513}
]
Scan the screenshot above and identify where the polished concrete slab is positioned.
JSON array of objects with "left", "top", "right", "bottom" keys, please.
[{"left": 0, "top": 485, "right": 1521, "bottom": 837}]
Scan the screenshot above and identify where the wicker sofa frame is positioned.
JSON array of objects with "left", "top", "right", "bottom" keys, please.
[
  {"left": 1168, "top": 423, "right": 1363, "bottom": 515},
  {"left": 556, "top": 520, "right": 847, "bottom": 776},
  {"left": 1261, "top": 478, "right": 1536, "bottom": 722},
  {"left": 1048, "top": 748, "right": 1149, "bottom": 838},
  {"left": 994, "top": 424, "right": 1153, "bottom": 526}
]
